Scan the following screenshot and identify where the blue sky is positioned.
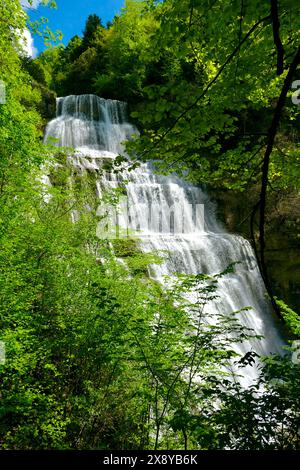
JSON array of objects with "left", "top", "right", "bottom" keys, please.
[{"left": 26, "top": 0, "right": 125, "bottom": 55}]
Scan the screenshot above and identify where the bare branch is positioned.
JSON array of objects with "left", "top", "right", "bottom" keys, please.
[{"left": 270, "top": 0, "right": 285, "bottom": 75}]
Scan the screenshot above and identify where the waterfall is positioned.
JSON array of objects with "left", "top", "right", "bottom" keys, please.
[{"left": 45, "top": 94, "right": 285, "bottom": 385}]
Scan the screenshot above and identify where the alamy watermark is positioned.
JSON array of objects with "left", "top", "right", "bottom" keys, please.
[
  {"left": 0, "top": 341, "right": 5, "bottom": 365},
  {"left": 96, "top": 196, "right": 205, "bottom": 240},
  {"left": 0, "top": 80, "right": 6, "bottom": 105},
  {"left": 291, "top": 80, "right": 300, "bottom": 105},
  {"left": 291, "top": 340, "right": 300, "bottom": 364}
]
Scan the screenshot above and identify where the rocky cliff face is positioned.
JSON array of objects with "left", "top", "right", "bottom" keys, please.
[{"left": 212, "top": 187, "right": 300, "bottom": 313}]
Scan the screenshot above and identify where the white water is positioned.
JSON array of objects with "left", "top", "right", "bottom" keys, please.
[{"left": 45, "top": 94, "right": 285, "bottom": 385}]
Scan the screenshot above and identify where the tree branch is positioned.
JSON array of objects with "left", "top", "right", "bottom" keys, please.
[
  {"left": 270, "top": 0, "right": 285, "bottom": 75},
  {"left": 258, "top": 43, "right": 300, "bottom": 319},
  {"left": 141, "top": 14, "right": 272, "bottom": 157}
]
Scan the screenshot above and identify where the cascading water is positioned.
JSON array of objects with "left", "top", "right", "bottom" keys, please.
[{"left": 45, "top": 94, "right": 285, "bottom": 385}]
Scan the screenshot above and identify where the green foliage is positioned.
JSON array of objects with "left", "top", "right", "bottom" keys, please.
[
  {"left": 0, "top": 1, "right": 45, "bottom": 219},
  {"left": 27, "top": 1, "right": 62, "bottom": 49},
  {"left": 0, "top": 0, "right": 299, "bottom": 452},
  {"left": 22, "top": 56, "right": 48, "bottom": 86},
  {"left": 0, "top": 132, "right": 297, "bottom": 449},
  {"left": 36, "top": 1, "right": 159, "bottom": 101},
  {"left": 122, "top": 0, "right": 300, "bottom": 193},
  {"left": 275, "top": 298, "right": 300, "bottom": 336},
  {"left": 93, "top": 0, "right": 159, "bottom": 101},
  {"left": 38, "top": 0, "right": 300, "bottom": 195},
  {"left": 82, "top": 14, "right": 103, "bottom": 49},
  {"left": 206, "top": 355, "right": 300, "bottom": 450}
]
